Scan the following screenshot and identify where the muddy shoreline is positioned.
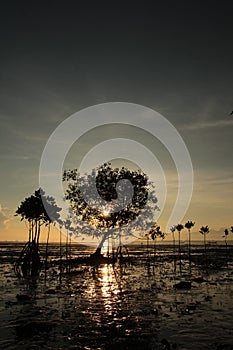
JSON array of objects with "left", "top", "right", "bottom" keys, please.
[{"left": 1, "top": 243, "right": 233, "bottom": 350}]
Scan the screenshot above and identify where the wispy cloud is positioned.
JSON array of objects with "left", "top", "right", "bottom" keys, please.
[
  {"left": 0, "top": 204, "right": 10, "bottom": 231},
  {"left": 180, "top": 118, "right": 233, "bottom": 131},
  {"left": 0, "top": 155, "right": 30, "bottom": 160}
]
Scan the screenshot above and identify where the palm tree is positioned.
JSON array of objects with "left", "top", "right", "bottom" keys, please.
[
  {"left": 149, "top": 224, "right": 164, "bottom": 258},
  {"left": 176, "top": 224, "right": 184, "bottom": 255},
  {"left": 170, "top": 226, "right": 176, "bottom": 253},
  {"left": 185, "top": 220, "right": 195, "bottom": 268},
  {"left": 176, "top": 224, "right": 184, "bottom": 272},
  {"left": 170, "top": 225, "right": 177, "bottom": 270},
  {"left": 230, "top": 226, "right": 233, "bottom": 250},
  {"left": 223, "top": 229, "right": 229, "bottom": 265},
  {"left": 199, "top": 225, "right": 210, "bottom": 265},
  {"left": 224, "top": 229, "right": 229, "bottom": 245}
]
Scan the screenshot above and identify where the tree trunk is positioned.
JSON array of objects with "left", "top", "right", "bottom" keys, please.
[
  {"left": 225, "top": 237, "right": 228, "bottom": 266},
  {"left": 188, "top": 229, "right": 191, "bottom": 270},
  {"left": 45, "top": 224, "right": 50, "bottom": 276},
  {"left": 204, "top": 234, "right": 207, "bottom": 267},
  {"left": 172, "top": 232, "right": 176, "bottom": 271},
  {"left": 94, "top": 247, "right": 102, "bottom": 256},
  {"left": 178, "top": 231, "right": 181, "bottom": 258},
  {"left": 92, "top": 231, "right": 110, "bottom": 257},
  {"left": 178, "top": 231, "right": 181, "bottom": 273}
]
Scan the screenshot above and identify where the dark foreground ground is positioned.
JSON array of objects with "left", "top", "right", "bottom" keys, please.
[{"left": 0, "top": 243, "right": 233, "bottom": 350}]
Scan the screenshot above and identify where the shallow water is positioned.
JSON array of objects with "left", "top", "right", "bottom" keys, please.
[{"left": 0, "top": 243, "right": 233, "bottom": 350}]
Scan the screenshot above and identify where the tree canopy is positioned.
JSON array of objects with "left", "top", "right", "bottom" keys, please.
[
  {"left": 15, "top": 189, "right": 61, "bottom": 242},
  {"left": 63, "top": 162, "right": 159, "bottom": 249},
  {"left": 15, "top": 189, "right": 61, "bottom": 277}
]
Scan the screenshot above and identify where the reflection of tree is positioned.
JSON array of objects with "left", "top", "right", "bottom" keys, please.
[
  {"left": 15, "top": 189, "right": 61, "bottom": 277},
  {"left": 63, "top": 162, "right": 159, "bottom": 257}
]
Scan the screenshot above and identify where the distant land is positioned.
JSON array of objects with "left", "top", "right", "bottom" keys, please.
[{"left": 0, "top": 227, "right": 232, "bottom": 244}]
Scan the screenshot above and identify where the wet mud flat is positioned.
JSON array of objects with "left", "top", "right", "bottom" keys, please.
[{"left": 0, "top": 243, "right": 233, "bottom": 350}]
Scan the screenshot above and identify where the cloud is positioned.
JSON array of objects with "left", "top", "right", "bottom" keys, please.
[
  {"left": 180, "top": 119, "right": 233, "bottom": 131},
  {"left": 0, "top": 204, "right": 10, "bottom": 231},
  {"left": 0, "top": 155, "right": 30, "bottom": 160}
]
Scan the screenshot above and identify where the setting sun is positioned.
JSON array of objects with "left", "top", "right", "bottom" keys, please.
[{"left": 102, "top": 209, "right": 110, "bottom": 217}]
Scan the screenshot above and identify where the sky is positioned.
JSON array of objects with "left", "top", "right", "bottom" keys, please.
[{"left": 0, "top": 1, "right": 233, "bottom": 242}]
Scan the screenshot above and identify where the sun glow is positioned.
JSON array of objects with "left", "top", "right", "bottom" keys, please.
[
  {"left": 102, "top": 209, "right": 110, "bottom": 217},
  {"left": 102, "top": 241, "right": 109, "bottom": 254}
]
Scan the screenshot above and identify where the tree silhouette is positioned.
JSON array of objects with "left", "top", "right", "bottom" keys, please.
[
  {"left": 176, "top": 224, "right": 184, "bottom": 271},
  {"left": 170, "top": 225, "right": 176, "bottom": 269},
  {"left": 223, "top": 228, "right": 229, "bottom": 244},
  {"left": 230, "top": 227, "right": 233, "bottom": 258},
  {"left": 199, "top": 225, "right": 210, "bottom": 264},
  {"left": 170, "top": 225, "right": 176, "bottom": 251},
  {"left": 63, "top": 162, "right": 159, "bottom": 257},
  {"left": 149, "top": 224, "right": 164, "bottom": 241},
  {"left": 15, "top": 189, "right": 61, "bottom": 277},
  {"left": 176, "top": 223, "right": 184, "bottom": 254},
  {"left": 149, "top": 224, "right": 164, "bottom": 257},
  {"left": 223, "top": 228, "right": 229, "bottom": 265},
  {"left": 185, "top": 220, "right": 195, "bottom": 268}
]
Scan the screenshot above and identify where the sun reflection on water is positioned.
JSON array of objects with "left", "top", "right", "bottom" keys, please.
[
  {"left": 100, "top": 264, "right": 121, "bottom": 302},
  {"left": 84, "top": 264, "right": 121, "bottom": 315}
]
